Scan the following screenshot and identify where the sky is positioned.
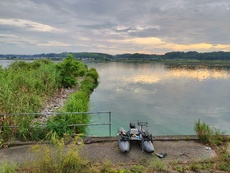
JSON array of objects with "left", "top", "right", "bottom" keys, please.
[{"left": 0, "top": 0, "right": 230, "bottom": 55}]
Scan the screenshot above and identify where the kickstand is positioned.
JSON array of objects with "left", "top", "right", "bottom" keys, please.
[
  {"left": 141, "top": 147, "right": 144, "bottom": 153},
  {"left": 155, "top": 153, "right": 167, "bottom": 158}
]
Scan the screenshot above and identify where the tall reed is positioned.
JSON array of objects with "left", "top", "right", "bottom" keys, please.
[{"left": 0, "top": 55, "right": 99, "bottom": 142}]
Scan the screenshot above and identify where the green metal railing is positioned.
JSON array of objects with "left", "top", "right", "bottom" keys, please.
[{"left": 0, "top": 111, "right": 112, "bottom": 137}]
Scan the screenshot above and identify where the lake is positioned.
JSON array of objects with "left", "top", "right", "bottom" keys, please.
[
  {"left": 1, "top": 60, "right": 230, "bottom": 136},
  {"left": 86, "top": 61, "right": 230, "bottom": 136}
]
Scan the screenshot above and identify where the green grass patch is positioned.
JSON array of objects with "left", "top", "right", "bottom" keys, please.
[
  {"left": 0, "top": 161, "right": 18, "bottom": 173},
  {"left": 0, "top": 54, "right": 99, "bottom": 142},
  {"left": 194, "top": 119, "right": 227, "bottom": 145}
]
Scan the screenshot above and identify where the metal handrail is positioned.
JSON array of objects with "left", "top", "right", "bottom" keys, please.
[
  {"left": 0, "top": 111, "right": 112, "bottom": 137},
  {"left": 0, "top": 111, "right": 110, "bottom": 116}
]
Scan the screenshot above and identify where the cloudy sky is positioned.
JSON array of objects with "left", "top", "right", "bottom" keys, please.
[{"left": 0, "top": 0, "right": 230, "bottom": 55}]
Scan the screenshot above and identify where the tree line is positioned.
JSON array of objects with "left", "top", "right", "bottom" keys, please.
[{"left": 1, "top": 51, "right": 230, "bottom": 61}]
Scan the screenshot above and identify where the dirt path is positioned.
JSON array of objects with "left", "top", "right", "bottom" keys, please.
[
  {"left": 80, "top": 140, "right": 216, "bottom": 164},
  {"left": 0, "top": 139, "right": 216, "bottom": 165}
]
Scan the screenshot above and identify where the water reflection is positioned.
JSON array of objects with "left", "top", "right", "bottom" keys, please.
[
  {"left": 123, "top": 69, "right": 229, "bottom": 84},
  {"left": 88, "top": 62, "right": 230, "bottom": 136},
  {"left": 2, "top": 60, "right": 229, "bottom": 136}
]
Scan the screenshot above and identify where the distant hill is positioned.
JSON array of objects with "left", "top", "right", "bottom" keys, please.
[{"left": 1, "top": 51, "right": 230, "bottom": 61}]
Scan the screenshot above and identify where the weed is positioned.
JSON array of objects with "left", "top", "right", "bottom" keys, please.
[
  {"left": 92, "top": 162, "right": 117, "bottom": 173},
  {"left": 46, "top": 91, "right": 90, "bottom": 137},
  {"left": 215, "top": 146, "right": 230, "bottom": 171},
  {"left": 130, "top": 165, "right": 144, "bottom": 173},
  {"left": 194, "top": 119, "right": 227, "bottom": 145},
  {"left": 189, "top": 162, "right": 203, "bottom": 172},
  {"left": 0, "top": 59, "right": 59, "bottom": 114},
  {"left": 185, "top": 135, "right": 190, "bottom": 140},
  {"left": 0, "top": 161, "right": 18, "bottom": 173},
  {"left": 0, "top": 137, "right": 3, "bottom": 147},
  {"left": 28, "top": 136, "right": 88, "bottom": 173},
  {"left": 176, "top": 165, "right": 183, "bottom": 172},
  {"left": 147, "top": 158, "right": 167, "bottom": 172},
  {"left": 0, "top": 55, "right": 99, "bottom": 143}
]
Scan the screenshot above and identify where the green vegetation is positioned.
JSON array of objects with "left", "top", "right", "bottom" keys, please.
[
  {"left": 0, "top": 58, "right": 59, "bottom": 114},
  {"left": 0, "top": 162, "right": 18, "bottom": 173},
  {"left": 1, "top": 51, "right": 230, "bottom": 61},
  {"left": 27, "top": 137, "right": 88, "bottom": 173},
  {"left": 46, "top": 62, "right": 99, "bottom": 137},
  {"left": 1, "top": 121, "right": 230, "bottom": 172},
  {"left": 1, "top": 56, "right": 230, "bottom": 172},
  {"left": 0, "top": 54, "right": 99, "bottom": 143},
  {"left": 0, "top": 136, "right": 169, "bottom": 173},
  {"left": 46, "top": 91, "right": 90, "bottom": 137},
  {"left": 56, "top": 54, "right": 87, "bottom": 88},
  {"left": 145, "top": 158, "right": 167, "bottom": 172},
  {"left": 194, "top": 119, "right": 227, "bottom": 145},
  {"left": 0, "top": 127, "right": 230, "bottom": 173}
]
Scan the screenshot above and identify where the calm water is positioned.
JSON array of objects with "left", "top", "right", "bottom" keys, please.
[
  {"left": 86, "top": 61, "right": 230, "bottom": 136},
  {"left": 1, "top": 60, "right": 230, "bottom": 136}
]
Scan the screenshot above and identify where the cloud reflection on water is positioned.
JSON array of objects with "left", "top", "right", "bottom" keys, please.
[
  {"left": 122, "top": 69, "right": 229, "bottom": 84},
  {"left": 88, "top": 62, "right": 230, "bottom": 135}
]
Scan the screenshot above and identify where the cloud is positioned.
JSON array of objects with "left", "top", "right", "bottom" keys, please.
[
  {"left": 114, "top": 37, "right": 230, "bottom": 53},
  {"left": 122, "top": 37, "right": 164, "bottom": 46},
  {"left": 0, "top": 18, "right": 62, "bottom": 32},
  {"left": 0, "top": 0, "right": 230, "bottom": 54},
  {"left": 37, "top": 41, "right": 71, "bottom": 47},
  {"left": 0, "top": 34, "right": 38, "bottom": 46},
  {"left": 115, "top": 25, "right": 160, "bottom": 33}
]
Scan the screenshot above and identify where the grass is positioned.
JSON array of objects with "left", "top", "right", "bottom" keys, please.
[
  {"left": 46, "top": 67, "right": 99, "bottom": 137},
  {"left": 1, "top": 57, "right": 230, "bottom": 172},
  {"left": 145, "top": 158, "right": 168, "bottom": 172},
  {"left": 194, "top": 119, "right": 228, "bottom": 145},
  {"left": 164, "top": 120, "right": 230, "bottom": 172},
  {"left": 0, "top": 162, "right": 18, "bottom": 173},
  {"left": 1, "top": 135, "right": 230, "bottom": 172},
  {"left": 1, "top": 115, "right": 230, "bottom": 172},
  {"left": 23, "top": 136, "right": 88, "bottom": 173},
  {"left": 0, "top": 59, "right": 60, "bottom": 116},
  {"left": 0, "top": 54, "right": 99, "bottom": 143},
  {"left": 46, "top": 91, "right": 90, "bottom": 137}
]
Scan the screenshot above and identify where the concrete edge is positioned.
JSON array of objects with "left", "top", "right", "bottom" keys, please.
[
  {"left": 2, "top": 135, "right": 230, "bottom": 148},
  {"left": 88, "top": 135, "right": 200, "bottom": 142},
  {"left": 1, "top": 135, "right": 199, "bottom": 147}
]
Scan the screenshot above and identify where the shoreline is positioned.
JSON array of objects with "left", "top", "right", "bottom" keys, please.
[
  {"left": 1, "top": 135, "right": 229, "bottom": 172},
  {"left": 0, "top": 135, "right": 204, "bottom": 147},
  {"left": 0, "top": 136, "right": 218, "bottom": 167}
]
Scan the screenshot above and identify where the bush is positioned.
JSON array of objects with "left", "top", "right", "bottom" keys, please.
[
  {"left": 0, "top": 60, "right": 59, "bottom": 114},
  {"left": 28, "top": 137, "right": 89, "bottom": 173},
  {"left": 56, "top": 54, "right": 88, "bottom": 88},
  {"left": 45, "top": 64, "right": 99, "bottom": 138},
  {"left": 86, "top": 67, "right": 99, "bottom": 81},
  {"left": 46, "top": 91, "right": 90, "bottom": 137},
  {"left": 80, "top": 68, "right": 99, "bottom": 94},
  {"left": 0, "top": 59, "right": 61, "bottom": 142},
  {"left": 0, "top": 55, "right": 99, "bottom": 142},
  {"left": 194, "top": 119, "right": 227, "bottom": 145},
  {"left": 8, "top": 60, "right": 30, "bottom": 71}
]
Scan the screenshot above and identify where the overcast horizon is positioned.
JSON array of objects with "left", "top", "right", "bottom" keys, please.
[{"left": 0, "top": 1, "right": 230, "bottom": 55}]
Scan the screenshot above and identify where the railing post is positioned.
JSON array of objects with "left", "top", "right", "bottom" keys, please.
[
  {"left": 109, "top": 111, "right": 111, "bottom": 137},
  {"left": 1, "top": 111, "right": 112, "bottom": 137}
]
